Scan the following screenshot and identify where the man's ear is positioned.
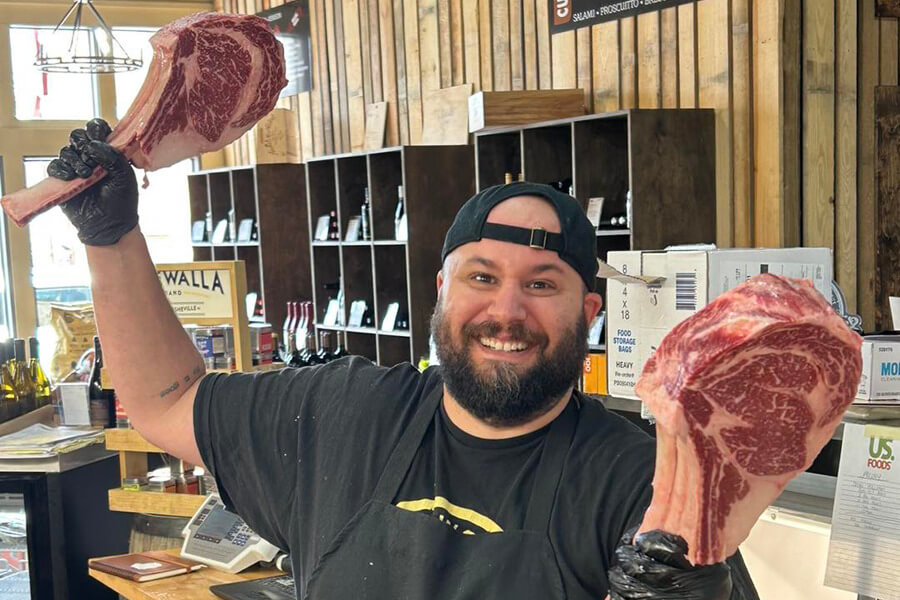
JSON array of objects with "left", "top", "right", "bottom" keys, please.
[
  {"left": 436, "top": 270, "right": 444, "bottom": 295},
  {"left": 583, "top": 291, "right": 603, "bottom": 324}
]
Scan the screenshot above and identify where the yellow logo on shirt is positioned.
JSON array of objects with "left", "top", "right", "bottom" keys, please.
[{"left": 396, "top": 496, "right": 503, "bottom": 535}]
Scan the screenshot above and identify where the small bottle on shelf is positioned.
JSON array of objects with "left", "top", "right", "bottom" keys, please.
[
  {"left": 293, "top": 301, "right": 308, "bottom": 352},
  {"left": 361, "top": 187, "right": 372, "bottom": 241},
  {"left": 504, "top": 172, "right": 513, "bottom": 184},
  {"left": 394, "top": 186, "right": 407, "bottom": 241},
  {"left": 316, "top": 331, "right": 334, "bottom": 363},
  {"left": 0, "top": 342, "right": 18, "bottom": 423},
  {"left": 282, "top": 302, "right": 296, "bottom": 360},
  {"left": 13, "top": 339, "right": 36, "bottom": 415},
  {"left": 328, "top": 210, "right": 340, "bottom": 241},
  {"left": 28, "top": 338, "right": 51, "bottom": 409}
]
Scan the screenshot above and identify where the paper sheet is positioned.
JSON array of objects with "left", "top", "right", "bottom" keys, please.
[{"left": 824, "top": 422, "right": 900, "bottom": 599}]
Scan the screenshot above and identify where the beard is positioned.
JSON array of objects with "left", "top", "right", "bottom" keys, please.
[{"left": 430, "top": 299, "right": 588, "bottom": 427}]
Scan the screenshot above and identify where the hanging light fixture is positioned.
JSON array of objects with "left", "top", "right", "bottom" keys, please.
[{"left": 34, "top": 0, "right": 142, "bottom": 73}]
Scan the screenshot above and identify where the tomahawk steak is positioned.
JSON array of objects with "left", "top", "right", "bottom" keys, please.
[
  {"left": 636, "top": 273, "right": 862, "bottom": 565},
  {"left": 1, "top": 12, "right": 286, "bottom": 226}
]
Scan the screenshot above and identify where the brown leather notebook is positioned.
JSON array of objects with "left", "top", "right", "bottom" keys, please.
[{"left": 89, "top": 551, "right": 206, "bottom": 582}]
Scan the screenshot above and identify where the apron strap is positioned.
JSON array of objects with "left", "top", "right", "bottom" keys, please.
[
  {"left": 523, "top": 395, "right": 579, "bottom": 534},
  {"left": 372, "top": 381, "right": 443, "bottom": 503}
]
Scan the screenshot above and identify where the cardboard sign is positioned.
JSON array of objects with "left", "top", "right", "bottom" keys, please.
[
  {"left": 157, "top": 265, "right": 235, "bottom": 320},
  {"left": 550, "top": 0, "right": 694, "bottom": 34}
]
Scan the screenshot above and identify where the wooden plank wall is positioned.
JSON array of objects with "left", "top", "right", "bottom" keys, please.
[{"left": 221, "top": 0, "right": 900, "bottom": 330}]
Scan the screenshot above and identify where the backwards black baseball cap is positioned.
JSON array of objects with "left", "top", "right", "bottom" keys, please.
[{"left": 441, "top": 181, "right": 597, "bottom": 290}]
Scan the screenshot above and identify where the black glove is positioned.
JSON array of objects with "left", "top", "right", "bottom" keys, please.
[
  {"left": 49, "top": 118, "right": 138, "bottom": 246},
  {"left": 608, "top": 528, "right": 732, "bottom": 600}
]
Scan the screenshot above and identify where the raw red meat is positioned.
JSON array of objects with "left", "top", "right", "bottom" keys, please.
[
  {"left": 1, "top": 12, "right": 286, "bottom": 227},
  {"left": 636, "top": 273, "right": 862, "bottom": 565}
]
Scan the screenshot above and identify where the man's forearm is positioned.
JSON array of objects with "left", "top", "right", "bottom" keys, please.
[{"left": 86, "top": 227, "right": 205, "bottom": 429}]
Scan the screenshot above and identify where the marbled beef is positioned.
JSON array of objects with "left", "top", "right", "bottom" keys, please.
[
  {"left": 1, "top": 12, "right": 286, "bottom": 226},
  {"left": 636, "top": 273, "right": 862, "bottom": 564}
]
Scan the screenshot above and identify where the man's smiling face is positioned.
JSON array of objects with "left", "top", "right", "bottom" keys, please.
[{"left": 431, "top": 195, "right": 603, "bottom": 426}]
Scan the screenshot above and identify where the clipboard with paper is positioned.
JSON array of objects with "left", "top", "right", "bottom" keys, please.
[{"left": 824, "top": 421, "right": 900, "bottom": 598}]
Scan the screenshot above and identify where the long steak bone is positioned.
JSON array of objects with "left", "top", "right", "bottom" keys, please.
[
  {"left": 1, "top": 13, "right": 286, "bottom": 227},
  {"left": 636, "top": 273, "right": 862, "bottom": 565}
]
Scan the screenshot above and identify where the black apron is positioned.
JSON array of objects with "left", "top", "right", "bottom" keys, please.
[{"left": 302, "top": 385, "right": 578, "bottom": 600}]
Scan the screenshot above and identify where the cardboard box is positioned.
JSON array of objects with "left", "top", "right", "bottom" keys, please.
[
  {"left": 855, "top": 336, "right": 900, "bottom": 402},
  {"left": 582, "top": 353, "right": 608, "bottom": 395},
  {"left": 604, "top": 247, "right": 833, "bottom": 400}
]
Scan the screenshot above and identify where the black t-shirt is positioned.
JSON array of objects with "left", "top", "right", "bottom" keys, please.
[{"left": 194, "top": 356, "right": 756, "bottom": 599}]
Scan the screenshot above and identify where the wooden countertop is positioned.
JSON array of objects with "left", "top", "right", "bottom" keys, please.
[{"left": 89, "top": 548, "right": 284, "bottom": 600}]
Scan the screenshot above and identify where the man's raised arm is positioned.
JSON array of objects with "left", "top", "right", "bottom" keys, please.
[{"left": 51, "top": 119, "right": 205, "bottom": 465}]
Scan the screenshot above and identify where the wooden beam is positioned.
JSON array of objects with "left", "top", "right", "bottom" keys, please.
[
  {"left": 492, "top": 0, "right": 511, "bottom": 90},
  {"left": 439, "top": 0, "right": 452, "bottom": 87},
  {"left": 360, "top": 0, "right": 375, "bottom": 106},
  {"left": 732, "top": 0, "right": 751, "bottom": 246},
  {"left": 637, "top": 11, "right": 660, "bottom": 108},
  {"left": 859, "top": 0, "right": 879, "bottom": 328},
  {"left": 379, "top": 0, "right": 400, "bottom": 146},
  {"left": 334, "top": 0, "right": 351, "bottom": 151},
  {"left": 802, "top": 0, "right": 835, "bottom": 253},
  {"left": 522, "top": 0, "right": 537, "bottom": 89},
  {"left": 552, "top": 30, "right": 576, "bottom": 89},
  {"left": 509, "top": 0, "right": 524, "bottom": 90},
  {"left": 592, "top": 21, "right": 619, "bottom": 112},
  {"left": 661, "top": 7, "right": 678, "bottom": 108},
  {"left": 677, "top": 2, "right": 697, "bottom": 108},
  {"left": 698, "top": 0, "right": 733, "bottom": 247},
  {"left": 393, "top": 0, "right": 410, "bottom": 143},
  {"left": 451, "top": 0, "right": 464, "bottom": 85},
  {"left": 576, "top": 28, "right": 591, "bottom": 111},
  {"left": 404, "top": 0, "right": 423, "bottom": 143},
  {"left": 480, "top": 0, "right": 493, "bottom": 90},
  {"left": 419, "top": 0, "right": 442, "bottom": 98},
  {"left": 463, "top": 0, "right": 481, "bottom": 89},
  {"left": 835, "top": 0, "right": 858, "bottom": 312},
  {"left": 620, "top": 16, "right": 637, "bottom": 108},
  {"left": 875, "top": 86, "right": 900, "bottom": 329},
  {"left": 781, "top": 0, "right": 801, "bottom": 247},
  {"left": 369, "top": 0, "right": 383, "bottom": 102},
  {"left": 343, "top": 0, "right": 366, "bottom": 151},
  {"left": 881, "top": 18, "right": 899, "bottom": 85},
  {"left": 536, "top": 0, "right": 551, "bottom": 88}
]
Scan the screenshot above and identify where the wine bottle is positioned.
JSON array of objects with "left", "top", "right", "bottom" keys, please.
[
  {"left": 304, "top": 302, "right": 317, "bottom": 354},
  {"left": 361, "top": 187, "right": 372, "bottom": 241},
  {"left": 28, "top": 338, "right": 51, "bottom": 409},
  {"left": 0, "top": 342, "right": 17, "bottom": 423},
  {"left": 328, "top": 210, "right": 340, "bottom": 240},
  {"left": 394, "top": 186, "right": 407, "bottom": 241},
  {"left": 332, "top": 335, "right": 347, "bottom": 360},
  {"left": 316, "top": 331, "right": 334, "bottom": 363},
  {"left": 293, "top": 300, "right": 307, "bottom": 352},
  {"left": 282, "top": 302, "right": 296, "bottom": 360},
  {"left": 88, "top": 336, "right": 113, "bottom": 428},
  {"left": 13, "top": 339, "right": 36, "bottom": 415}
]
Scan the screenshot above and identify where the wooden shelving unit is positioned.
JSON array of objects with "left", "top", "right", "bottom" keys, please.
[
  {"left": 305, "top": 145, "right": 474, "bottom": 366},
  {"left": 475, "top": 109, "right": 717, "bottom": 301},
  {"left": 187, "top": 163, "right": 312, "bottom": 331}
]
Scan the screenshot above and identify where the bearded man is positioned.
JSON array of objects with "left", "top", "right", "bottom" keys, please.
[{"left": 49, "top": 121, "right": 758, "bottom": 600}]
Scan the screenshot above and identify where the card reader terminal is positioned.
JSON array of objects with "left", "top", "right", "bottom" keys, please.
[{"left": 181, "top": 494, "right": 279, "bottom": 573}]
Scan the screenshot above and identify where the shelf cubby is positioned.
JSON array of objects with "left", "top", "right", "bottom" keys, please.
[
  {"left": 522, "top": 124, "right": 573, "bottom": 189},
  {"left": 476, "top": 131, "right": 522, "bottom": 189},
  {"left": 187, "top": 163, "right": 311, "bottom": 332},
  {"left": 306, "top": 145, "right": 474, "bottom": 366}
]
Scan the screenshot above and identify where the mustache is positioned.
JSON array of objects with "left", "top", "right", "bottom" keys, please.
[{"left": 461, "top": 321, "right": 548, "bottom": 348}]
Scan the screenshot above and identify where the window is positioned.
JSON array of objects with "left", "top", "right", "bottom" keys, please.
[
  {"left": 9, "top": 26, "right": 97, "bottom": 121},
  {"left": 0, "top": 162, "right": 15, "bottom": 340},
  {"left": 113, "top": 28, "right": 156, "bottom": 119}
]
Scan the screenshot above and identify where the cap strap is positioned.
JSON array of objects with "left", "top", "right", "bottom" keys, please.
[{"left": 481, "top": 222, "right": 564, "bottom": 252}]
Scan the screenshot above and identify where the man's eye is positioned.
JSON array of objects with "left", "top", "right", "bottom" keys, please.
[
  {"left": 471, "top": 273, "right": 495, "bottom": 284},
  {"left": 528, "top": 280, "right": 555, "bottom": 291}
]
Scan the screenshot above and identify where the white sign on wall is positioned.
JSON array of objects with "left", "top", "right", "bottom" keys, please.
[{"left": 157, "top": 266, "right": 234, "bottom": 320}]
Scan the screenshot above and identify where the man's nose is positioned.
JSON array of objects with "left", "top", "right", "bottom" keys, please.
[{"left": 485, "top": 282, "right": 527, "bottom": 323}]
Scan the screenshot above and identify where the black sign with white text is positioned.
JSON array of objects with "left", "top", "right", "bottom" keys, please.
[
  {"left": 550, "top": 0, "right": 695, "bottom": 34},
  {"left": 257, "top": 0, "right": 312, "bottom": 95}
]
